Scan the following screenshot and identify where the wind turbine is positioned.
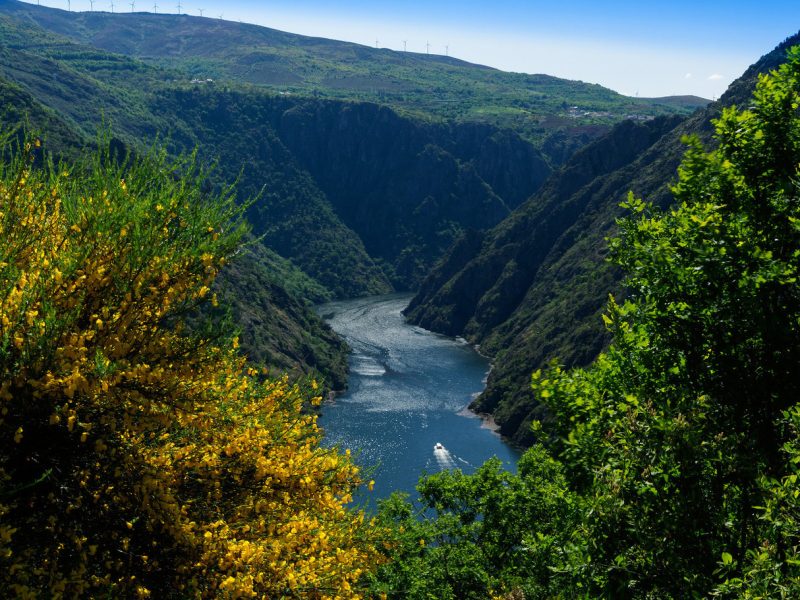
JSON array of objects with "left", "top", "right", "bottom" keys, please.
[
  {"left": 375, "top": 39, "right": 379, "bottom": 49},
  {"left": 426, "top": 41, "right": 430, "bottom": 55},
  {"left": 110, "top": 0, "right": 114, "bottom": 13},
  {"left": 445, "top": 45, "right": 449, "bottom": 57},
  {"left": 153, "top": 2, "right": 157, "bottom": 13},
  {"left": 176, "top": 0, "right": 182, "bottom": 14},
  {"left": 198, "top": 8, "right": 203, "bottom": 16},
  {"left": 66, "top": 0, "right": 70, "bottom": 11},
  {"left": 130, "top": 0, "right": 135, "bottom": 12},
  {"left": 402, "top": 40, "right": 407, "bottom": 52},
  {"left": 89, "top": 0, "right": 94, "bottom": 9}
]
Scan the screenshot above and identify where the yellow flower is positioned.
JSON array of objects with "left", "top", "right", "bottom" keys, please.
[{"left": 0, "top": 137, "right": 383, "bottom": 598}]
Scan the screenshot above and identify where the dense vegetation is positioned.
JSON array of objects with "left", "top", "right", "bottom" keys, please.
[
  {"left": 371, "top": 46, "right": 800, "bottom": 599},
  {"left": 0, "top": 137, "right": 380, "bottom": 597},
  {"left": 0, "top": 35, "right": 357, "bottom": 393},
  {"left": 0, "top": 0, "right": 705, "bottom": 154},
  {"left": 3, "top": 2, "right": 799, "bottom": 598},
  {"left": 407, "top": 31, "right": 800, "bottom": 445},
  {"left": 0, "top": 1, "right": 564, "bottom": 292},
  {"left": 207, "top": 241, "right": 350, "bottom": 390}
]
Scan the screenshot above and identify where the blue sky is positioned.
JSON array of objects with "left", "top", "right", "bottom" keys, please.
[{"left": 25, "top": 0, "right": 800, "bottom": 98}]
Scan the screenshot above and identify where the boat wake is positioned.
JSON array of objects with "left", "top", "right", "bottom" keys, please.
[{"left": 432, "top": 444, "right": 457, "bottom": 470}]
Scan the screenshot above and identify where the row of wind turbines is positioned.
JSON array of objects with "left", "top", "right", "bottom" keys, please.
[
  {"left": 382, "top": 40, "right": 448, "bottom": 56},
  {"left": 40, "top": 1, "right": 452, "bottom": 56},
  {"left": 42, "top": 1, "right": 219, "bottom": 18}
]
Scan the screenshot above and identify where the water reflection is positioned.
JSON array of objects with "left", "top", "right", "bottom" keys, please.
[{"left": 317, "top": 294, "right": 519, "bottom": 505}]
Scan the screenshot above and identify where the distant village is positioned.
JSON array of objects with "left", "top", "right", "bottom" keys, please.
[{"left": 566, "top": 105, "right": 654, "bottom": 121}]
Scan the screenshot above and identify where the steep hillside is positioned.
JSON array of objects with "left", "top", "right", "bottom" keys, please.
[
  {"left": 0, "top": 11, "right": 391, "bottom": 296},
  {"left": 406, "top": 32, "right": 800, "bottom": 446},
  {"left": 0, "top": 75, "right": 84, "bottom": 155},
  {"left": 147, "top": 88, "right": 394, "bottom": 297},
  {"left": 147, "top": 87, "right": 550, "bottom": 289},
  {"left": 212, "top": 243, "right": 349, "bottom": 390},
  {"left": 0, "top": 78, "right": 350, "bottom": 392},
  {"left": 271, "top": 99, "right": 550, "bottom": 284},
  {"left": 0, "top": 0, "right": 704, "bottom": 160},
  {"left": 0, "top": 4, "right": 560, "bottom": 290}
]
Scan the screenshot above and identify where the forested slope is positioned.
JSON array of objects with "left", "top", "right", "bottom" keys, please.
[
  {"left": 407, "top": 32, "right": 800, "bottom": 445},
  {"left": 0, "top": 3, "right": 559, "bottom": 290},
  {"left": 0, "top": 67, "right": 352, "bottom": 388},
  {"left": 372, "top": 48, "right": 800, "bottom": 598},
  {"left": 0, "top": 0, "right": 704, "bottom": 153}
]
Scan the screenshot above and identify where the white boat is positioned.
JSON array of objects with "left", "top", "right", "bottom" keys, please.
[{"left": 434, "top": 442, "right": 444, "bottom": 450}]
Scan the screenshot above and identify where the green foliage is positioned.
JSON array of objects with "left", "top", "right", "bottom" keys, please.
[
  {"left": 2, "top": 2, "right": 701, "bottom": 150},
  {"left": 368, "top": 448, "right": 578, "bottom": 599},
  {"left": 537, "top": 44, "right": 800, "bottom": 597},
  {"left": 0, "top": 135, "right": 379, "bottom": 597},
  {"left": 377, "top": 46, "right": 800, "bottom": 598},
  {"left": 714, "top": 406, "right": 800, "bottom": 598}
]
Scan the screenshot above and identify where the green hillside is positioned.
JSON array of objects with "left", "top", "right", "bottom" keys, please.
[
  {"left": 0, "top": 0, "right": 566, "bottom": 292},
  {"left": 0, "top": 28, "right": 353, "bottom": 389},
  {"left": 0, "top": 0, "right": 705, "bottom": 160},
  {"left": 0, "top": 0, "right": 560, "bottom": 386},
  {"left": 406, "top": 31, "right": 800, "bottom": 446},
  {"left": 372, "top": 47, "right": 800, "bottom": 597}
]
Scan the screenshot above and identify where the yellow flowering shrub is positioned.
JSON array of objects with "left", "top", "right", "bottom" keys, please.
[{"left": 0, "top": 136, "right": 379, "bottom": 598}]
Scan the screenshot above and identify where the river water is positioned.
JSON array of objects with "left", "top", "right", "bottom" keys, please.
[{"left": 316, "top": 294, "right": 519, "bottom": 505}]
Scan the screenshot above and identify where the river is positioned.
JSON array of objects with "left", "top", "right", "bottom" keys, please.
[{"left": 316, "top": 294, "right": 520, "bottom": 505}]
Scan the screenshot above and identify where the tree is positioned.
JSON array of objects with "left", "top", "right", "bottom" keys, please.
[
  {"left": 0, "top": 136, "right": 379, "bottom": 598},
  {"left": 536, "top": 45, "right": 800, "bottom": 597},
  {"left": 367, "top": 448, "right": 576, "bottom": 600},
  {"left": 371, "top": 45, "right": 800, "bottom": 599}
]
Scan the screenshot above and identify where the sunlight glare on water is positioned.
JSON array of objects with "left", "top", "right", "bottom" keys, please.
[{"left": 317, "top": 294, "right": 520, "bottom": 505}]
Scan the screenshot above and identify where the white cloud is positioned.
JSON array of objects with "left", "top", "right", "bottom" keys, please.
[
  {"left": 708, "top": 73, "right": 724, "bottom": 80},
  {"left": 685, "top": 72, "right": 693, "bottom": 79}
]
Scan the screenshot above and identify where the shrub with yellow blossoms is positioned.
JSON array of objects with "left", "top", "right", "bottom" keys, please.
[{"left": 0, "top": 134, "right": 380, "bottom": 598}]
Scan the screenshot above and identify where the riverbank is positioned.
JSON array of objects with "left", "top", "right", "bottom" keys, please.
[{"left": 316, "top": 294, "right": 520, "bottom": 503}]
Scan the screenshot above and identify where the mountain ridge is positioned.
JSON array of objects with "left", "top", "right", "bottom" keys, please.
[
  {"left": 406, "top": 31, "right": 800, "bottom": 446},
  {"left": 0, "top": 7, "right": 551, "bottom": 291},
  {"left": 0, "top": 0, "right": 705, "bottom": 157}
]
